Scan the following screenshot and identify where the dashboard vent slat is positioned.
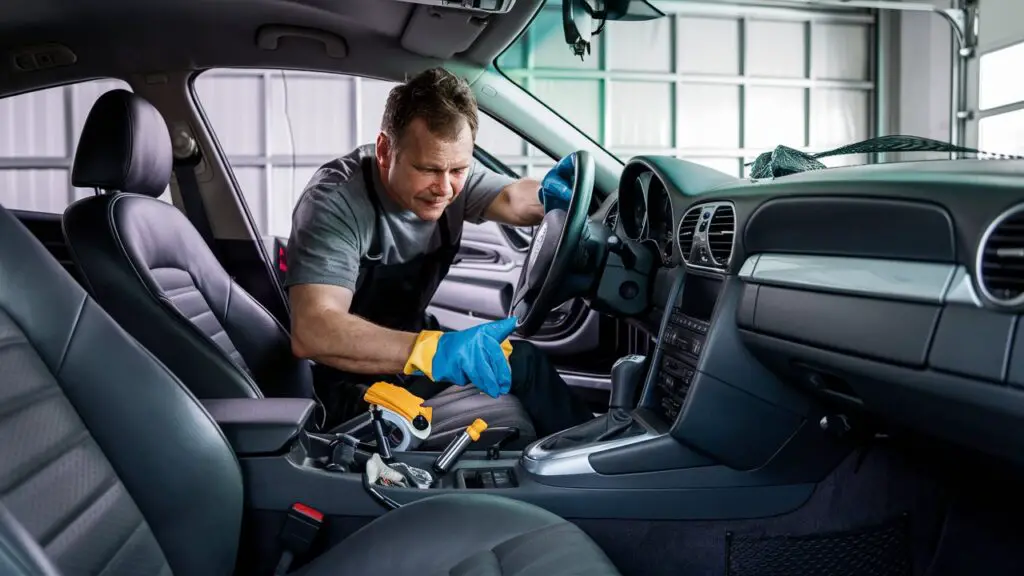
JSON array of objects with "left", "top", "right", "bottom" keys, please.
[
  {"left": 707, "top": 205, "right": 735, "bottom": 267},
  {"left": 978, "top": 207, "right": 1024, "bottom": 307},
  {"left": 677, "top": 207, "right": 702, "bottom": 262}
]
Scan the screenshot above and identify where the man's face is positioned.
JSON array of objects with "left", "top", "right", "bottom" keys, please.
[{"left": 376, "top": 117, "right": 474, "bottom": 221}]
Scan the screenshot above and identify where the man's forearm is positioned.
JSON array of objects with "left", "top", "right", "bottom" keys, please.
[{"left": 293, "top": 308, "right": 418, "bottom": 374}]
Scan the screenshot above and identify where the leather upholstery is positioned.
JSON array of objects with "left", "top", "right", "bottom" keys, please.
[
  {"left": 63, "top": 192, "right": 312, "bottom": 400},
  {"left": 423, "top": 386, "right": 536, "bottom": 449},
  {"left": 298, "top": 494, "right": 619, "bottom": 576},
  {"left": 70, "top": 89, "right": 171, "bottom": 197},
  {"left": 0, "top": 201, "right": 620, "bottom": 576},
  {"left": 62, "top": 89, "right": 537, "bottom": 446},
  {"left": 0, "top": 503, "right": 61, "bottom": 576},
  {"left": 0, "top": 205, "right": 242, "bottom": 575}
]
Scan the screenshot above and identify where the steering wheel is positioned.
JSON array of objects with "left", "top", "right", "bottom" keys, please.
[{"left": 511, "top": 150, "right": 595, "bottom": 336}]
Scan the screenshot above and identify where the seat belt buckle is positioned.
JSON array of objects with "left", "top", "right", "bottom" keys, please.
[{"left": 274, "top": 503, "right": 324, "bottom": 575}]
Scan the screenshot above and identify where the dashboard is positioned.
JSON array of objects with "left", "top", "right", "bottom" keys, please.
[{"left": 591, "top": 155, "right": 1024, "bottom": 471}]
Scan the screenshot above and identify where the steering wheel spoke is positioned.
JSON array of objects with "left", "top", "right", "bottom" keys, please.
[{"left": 510, "top": 151, "right": 596, "bottom": 336}]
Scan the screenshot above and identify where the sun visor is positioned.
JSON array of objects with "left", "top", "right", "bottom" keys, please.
[{"left": 400, "top": 5, "right": 490, "bottom": 59}]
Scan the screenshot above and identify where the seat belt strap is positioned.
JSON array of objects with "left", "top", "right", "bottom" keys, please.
[{"left": 172, "top": 156, "right": 219, "bottom": 257}]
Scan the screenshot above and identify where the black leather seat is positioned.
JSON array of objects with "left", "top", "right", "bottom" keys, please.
[
  {"left": 60, "top": 89, "right": 536, "bottom": 448},
  {"left": 0, "top": 201, "right": 619, "bottom": 575}
]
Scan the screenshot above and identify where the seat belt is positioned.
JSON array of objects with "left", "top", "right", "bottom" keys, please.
[{"left": 172, "top": 155, "right": 220, "bottom": 257}]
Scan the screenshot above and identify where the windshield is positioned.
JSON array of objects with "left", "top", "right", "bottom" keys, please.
[{"left": 494, "top": 1, "right": 1019, "bottom": 178}]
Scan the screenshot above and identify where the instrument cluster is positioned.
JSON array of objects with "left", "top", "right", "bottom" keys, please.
[{"left": 616, "top": 169, "right": 677, "bottom": 266}]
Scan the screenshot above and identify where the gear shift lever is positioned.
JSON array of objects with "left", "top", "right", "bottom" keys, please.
[{"left": 609, "top": 355, "right": 647, "bottom": 410}]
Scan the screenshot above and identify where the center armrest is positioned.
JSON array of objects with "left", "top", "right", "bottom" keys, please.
[{"left": 202, "top": 398, "right": 316, "bottom": 455}]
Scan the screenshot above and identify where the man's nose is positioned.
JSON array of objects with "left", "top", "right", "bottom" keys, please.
[{"left": 432, "top": 172, "right": 453, "bottom": 195}]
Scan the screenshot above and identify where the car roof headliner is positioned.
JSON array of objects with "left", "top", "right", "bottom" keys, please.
[{"left": 0, "top": 0, "right": 542, "bottom": 97}]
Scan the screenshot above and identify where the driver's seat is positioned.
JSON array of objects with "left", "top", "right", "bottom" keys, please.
[{"left": 60, "top": 88, "right": 536, "bottom": 448}]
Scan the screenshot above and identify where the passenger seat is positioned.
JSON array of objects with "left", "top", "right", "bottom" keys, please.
[
  {"left": 0, "top": 200, "right": 620, "bottom": 576},
  {"left": 60, "top": 89, "right": 537, "bottom": 448}
]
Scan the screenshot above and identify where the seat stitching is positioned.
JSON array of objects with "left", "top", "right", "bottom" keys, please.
[
  {"left": 105, "top": 195, "right": 262, "bottom": 397},
  {"left": 55, "top": 295, "right": 86, "bottom": 374},
  {"left": 0, "top": 429, "right": 90, "bottom": 496},
  {"left": 36, "top": 471, "right": 119, "bottom": 547},
  {"left": 94, "top": 513, "right": 149, "bottom": 576}
]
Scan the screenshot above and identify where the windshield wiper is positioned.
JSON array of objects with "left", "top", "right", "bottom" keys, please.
[{"left": 747, "top": 135, "right": 1024, "bottom": 179}]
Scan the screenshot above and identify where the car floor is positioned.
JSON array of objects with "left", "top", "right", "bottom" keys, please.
[{"left": 574, "top": 433, "right": 1024, "bottom": 576}]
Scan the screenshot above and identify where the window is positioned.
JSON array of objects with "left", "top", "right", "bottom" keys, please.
[
  {"left": 193, "top": 69, "right": 548, "bottom": 240},
  {"left": 977, "top": 41, "right": 1024, "bottom": 156},
  {"left": 495, "top": 5, "right": 877, "bottom": 178},
  {"left": 0, "top": 78, "right": 169, "bottom": 213}
]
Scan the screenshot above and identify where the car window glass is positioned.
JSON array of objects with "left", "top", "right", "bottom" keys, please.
[
  {"left": 0, "top": 79, "right": 170, "bottom": 214},
  {"left": 193, "top": 69, "right": 553, "bottom": 241}
]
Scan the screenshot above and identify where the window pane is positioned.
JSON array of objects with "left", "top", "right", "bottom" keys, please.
[
  {"left": 0, "top": 170, "right": 69, "bottom": 212},
  {"left": 0, "top": 86, "right": 66, "bottom": 158},
  {"left": 811, "top": 23, "right": 870, "bottom": 81},
  {"left": 477, "top": 112, "right": 526, "bottom": 157},
  {"left": 980, "top": 41, "right": 1024, "bottom": 111},
  {"left": 979, "top": 109, "right": 1024, "bottom": 156},
  {"left": 745, "top": 87, "right": 806, "bottom": 149},
  {"left": 678, "top": 17, "right": 739, "bottom": 75},
  {"left": 678, "top": 85, "right": 740, "bottom": 149},
  {"left": 810, "top": 89, "right": 869, "bottom": 148},
  {"left": 608, "top": 17, "right": 672, "bottom": 72},
  {"left": 746, "top": 20, "right": 806, "bottom": 78},
  {"left": 528, "top": 163, "right": 555, "bottom": 179},
  {"left": 359, "top": 79, "right": 400, "bottom": 144},
  {"left": 269, "top": 72, "right": 354, "bottom": 156},
  {"left": 270, "top": 165, "right": 321, "bottom": 238},
  {"left": 681, "top": 158, "right": 740, "bottom": 178},
  {"left": 194, "top": 72, "right": 264, "bottom": 156},
  {"left": 0, "top": 78, "right": 145, "bottom": 213},
  {"left": 233, "top": 167, "right": 266, "bottom": 234},
  {"left": 532, "top": 8, "right": 598, "bottom": 70},
  {"left": 610, "top": 82, "right": 671, "bottom": 147},
  {"left": 532, "top": 79, "right": 601, "bottom": 140}
]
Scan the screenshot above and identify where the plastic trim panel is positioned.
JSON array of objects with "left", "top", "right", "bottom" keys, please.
[{"left": 739, "top": 253, "right": 980, "bottom": 306}]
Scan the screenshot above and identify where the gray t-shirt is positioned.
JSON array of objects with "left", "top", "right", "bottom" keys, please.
[{"left": 284, "top": 144, "right": 515, "bottom": 291}]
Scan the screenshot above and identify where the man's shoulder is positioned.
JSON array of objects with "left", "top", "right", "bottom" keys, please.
[{"left": 295, "top": 145, "right": 376, "bottom": 219}]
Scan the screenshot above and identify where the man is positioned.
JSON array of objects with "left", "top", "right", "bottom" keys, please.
[{"left": 285, "top": 67, "right": 593, "bottom": 440}]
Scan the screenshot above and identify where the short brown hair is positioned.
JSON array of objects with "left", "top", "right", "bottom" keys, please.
[{"left": 381, "top": 67, "right": 479, "bottom": 147}]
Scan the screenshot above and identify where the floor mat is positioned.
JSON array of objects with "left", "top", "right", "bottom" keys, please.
[{"left": 726, "top": 514, "right": 911, "bottom": 576}]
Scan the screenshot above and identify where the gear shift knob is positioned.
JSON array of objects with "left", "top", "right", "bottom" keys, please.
[{"left": 609, "top": 355, "right": 647, "bottom": 410}]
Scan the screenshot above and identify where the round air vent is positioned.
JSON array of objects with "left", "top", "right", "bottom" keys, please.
[
  {"left": 977, "top": 203, "right": 1024, "bottom": 307},
  {"left": 677, "top": 206, "right": 701, "bottom": 262}
]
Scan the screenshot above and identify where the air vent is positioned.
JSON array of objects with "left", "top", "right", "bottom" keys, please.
[
  {"left": 603, "top": 199, "right": 619, "bottom": 230},
  {"left": 707, "top": 205, "right": 735, "bottom": 266},
  {"left": 677, "top": 207, "right": 701, "bottom": 262},
  {"left": 978, "top": 204, "right": 1024, "bottom": 307}
]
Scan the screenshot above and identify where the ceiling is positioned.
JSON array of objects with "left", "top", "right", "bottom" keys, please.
[{"left": 0, "top": 0, "right": 543, "bottom": 98}]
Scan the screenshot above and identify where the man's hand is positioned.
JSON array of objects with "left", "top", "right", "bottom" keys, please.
[
  {"left": 289, "top": 284, "right": 418, "bottom": 374},
  {"left": 538, "top": 154, "right": 574, "bottom": 213},
  {"left": 404, "top": 317, "right": 518, "bottom": 397}
]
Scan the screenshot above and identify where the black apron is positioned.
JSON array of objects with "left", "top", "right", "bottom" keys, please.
[{"left": 317, "top": 157, "right": 462, "bottom": 410}]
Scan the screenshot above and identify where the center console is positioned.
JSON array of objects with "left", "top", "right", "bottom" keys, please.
[
  {"left": 652, "top": 275, "right": 719, "bottom": 422},
  {"left": 215, "top": 270, "right": 852, "bottom": 525}
]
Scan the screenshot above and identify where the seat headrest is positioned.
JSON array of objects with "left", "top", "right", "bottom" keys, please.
[{"left": 71, "top": 89, "right": 172, "bottom": 198}]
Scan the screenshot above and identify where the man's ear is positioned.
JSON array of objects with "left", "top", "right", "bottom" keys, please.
[{"left": 375, "top": 132, "right": 392, "bottom": 174}]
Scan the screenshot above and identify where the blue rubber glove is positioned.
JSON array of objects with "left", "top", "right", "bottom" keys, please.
[
  {"left": 538, "top": 154, "right": 575, "bottom": 213},
  {"left": 403, "top": 317, "right": 518, "bottom": 398}
]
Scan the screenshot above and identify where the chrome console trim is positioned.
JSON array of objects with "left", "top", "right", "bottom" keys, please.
[{"left": 520, "top": 429, "right": 661, "bottom": 476}]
